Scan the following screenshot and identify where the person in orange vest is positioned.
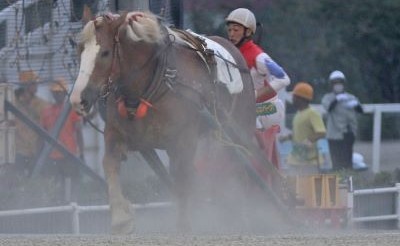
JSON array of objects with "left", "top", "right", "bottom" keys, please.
[
  {"left": 13, "top": 86, "right": 41, "bottom": 176},
  {"left": 13, "top": 70, "right": 49, "bottom": 176},
  {"left": 225, "top": 8, "right": 291, "bottom": 169},
  {"left": 40, "top": 78, "right": 84, "bottom": 203}
]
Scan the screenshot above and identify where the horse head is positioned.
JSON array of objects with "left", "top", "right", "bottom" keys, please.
[
  {"left": 71, "top": 11, "right": 166, "bottom": 115},
  {"left": 70, "top": 13, "right": 125, "bottom": 115}
]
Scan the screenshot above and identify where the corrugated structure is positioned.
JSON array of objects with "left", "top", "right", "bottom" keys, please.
[{"left": 0, "top": 0, "right": 180, "bottom": 90}]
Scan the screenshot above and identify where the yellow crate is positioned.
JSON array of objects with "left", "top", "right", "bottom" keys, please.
[
  {"left": 296, "top": 174, "right": 341, "bottom": 208},
  {"left": 324, "top": 175, "right": 339, "bottom": 208}
]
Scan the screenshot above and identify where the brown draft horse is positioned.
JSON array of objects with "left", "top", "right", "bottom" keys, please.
[{"left": 70, "top": 11, "right": 262, "bottom": 234}]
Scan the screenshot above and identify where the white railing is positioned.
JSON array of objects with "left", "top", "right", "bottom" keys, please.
[
  {"left": 0, "top": 202, "right": 172, "bottom": 234},
  {"left": 348, "top": 183, "right": 400, "bottom": 229},
  {"left": 312, "top": 103, "right": 400, "bottom": 173},
  {"left": 1, "top": 184, "right": 400, "bottom": 234},
  {"left": 362, "top": 104, "right": 400, "bottom": 173}
]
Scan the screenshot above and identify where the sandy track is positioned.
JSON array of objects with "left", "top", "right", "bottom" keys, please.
[{"left": 1, "top": 232, "right": 400, "bottom": 246}]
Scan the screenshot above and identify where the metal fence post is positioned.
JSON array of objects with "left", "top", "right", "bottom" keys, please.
[
  {"left": 71, "top": 203, "right": 80, "bottom": 235},
  {"left": 397, "top": 183, "right": 400, "bottom": 229},
  {"left": 347, "top": 176, "right": 354, "bottom": 228},
  {"left": 372, "top": 107, "right": 382, "bottom": 173}
]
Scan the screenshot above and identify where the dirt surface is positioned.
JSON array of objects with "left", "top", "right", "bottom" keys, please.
[{"left": 1, "top": 232, "right": 400, "bottom": 246}]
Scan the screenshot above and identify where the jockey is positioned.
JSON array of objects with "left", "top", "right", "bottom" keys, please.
[{"left": 226, "top": 8, "right": 291, "bottom": 168}]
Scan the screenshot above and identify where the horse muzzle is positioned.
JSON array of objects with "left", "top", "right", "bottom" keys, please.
[
  {"left": 71, "top": 101, "right": 86, "bottom": 116},
  {"left": 79, "top": 86, "right": 99, "bottom": 115}
]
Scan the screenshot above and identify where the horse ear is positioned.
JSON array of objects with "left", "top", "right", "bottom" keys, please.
[
  {"left": 82, "top": 4, "right": 93, "bottom": 25},
  {"left": 112, "top": 11, "right": 128, "bottom": 30}
]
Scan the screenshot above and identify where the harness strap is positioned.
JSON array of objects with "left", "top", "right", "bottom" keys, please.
[
  {"left": 173, "top": 29, "right": 249, "bottom": 74},
  {"left": 141, "top": 34, "right": 172, "bottom": 101},
  {"left": 171, "top": 28, "right": 215, "bottom": 76},
  {"left": 114, "top": 27, "right": 175, "bottom": 120}
]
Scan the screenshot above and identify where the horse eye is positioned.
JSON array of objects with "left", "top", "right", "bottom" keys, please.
[{"left": 101, "top": 51, "right": 110, "bottom": 57}]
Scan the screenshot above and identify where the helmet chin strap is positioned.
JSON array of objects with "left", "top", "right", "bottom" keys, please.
[{"left": 236, "top": 28, "right": 251, "bottom": 48}]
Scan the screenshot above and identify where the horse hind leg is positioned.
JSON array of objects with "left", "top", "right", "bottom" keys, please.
[
  {"left": 168, "top": 136, "right": 198, "bottom": 232},
  {"left": 103, "top": 151, "right": 134, "bottom": 234}
]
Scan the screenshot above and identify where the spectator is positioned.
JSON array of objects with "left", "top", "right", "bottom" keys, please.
[
  {"left": 321, "top": 70, "right": 363, "bottom": 171},
  {"left": 18, "top": 70, "right": 49, "bottom": 119},
  {"left": 13, "top": 71, "right": 49, "bottom": 176},
  {"left": 40, "top": 78, "right": 84, "bottom": 203},
  {"left": 280, "top": 82, "right": 326, "bottom": 174},
  {"left": 13, "top": 86, "right": 41, "bottom": 176},
  {"left": 225, "top": 8, "right": 290, "bottom": 168}
]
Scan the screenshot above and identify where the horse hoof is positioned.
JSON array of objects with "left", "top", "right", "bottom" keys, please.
[{"left": 112, "top": 219, "right": 135, "bottom": 234}]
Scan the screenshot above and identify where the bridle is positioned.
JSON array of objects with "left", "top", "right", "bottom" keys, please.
[
  {"left": 95, "top": 17, "right": 176, "bottom": 120},
  {"left": 98, "top": 29, "right": 122, "bottom": 100}
]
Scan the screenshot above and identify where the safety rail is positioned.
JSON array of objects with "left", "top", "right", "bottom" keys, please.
[
  {"left": 1, "top": 184, "right": 400, "bottom": 234},
  {"left": 0, "top": 202, "right": 173, "bottom": 234},
  {"left": 348, "top": 183, "right": 400, "bottom": 229}
]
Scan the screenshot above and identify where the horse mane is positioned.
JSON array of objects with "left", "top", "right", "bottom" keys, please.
[
  {"left": 125, "top": 11, "right": 164, "bottom": 43},
  {"left": 79, "top": 12, "right": 184, "bottom": 46}
]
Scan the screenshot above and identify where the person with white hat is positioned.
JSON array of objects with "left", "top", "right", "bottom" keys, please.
[
  {"left": 225, "top": 8, "right": 290, "bottom": 168},
  {"left": 321, "top": 70, "right": 364, "bottom": 171}
]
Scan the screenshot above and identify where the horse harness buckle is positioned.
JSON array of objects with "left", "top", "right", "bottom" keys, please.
[
  {"left": 100, "top": 77, "right": 113, "bottom": 98},
  {"left": 164, "top": 68, "right": 177, "bottom": 91}
]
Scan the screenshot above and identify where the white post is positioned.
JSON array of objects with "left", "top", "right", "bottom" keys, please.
[
  {"left": 372, "top": 107, "right": 382, "bottom": 173},
  {"left": 71, "top": 203, "right": 80, "bottom": 235},
  {"left": 347, "top": 177, "right": 354, "bottom": 228},
  {"left": 347, "top": 191, "right": 354, "bottom": 228},
  {"left": 0, "top": 85, "right": 15, "bottom": 165},
  {"left": 397, "top": 183, "right": 400, "bottom": 229}
]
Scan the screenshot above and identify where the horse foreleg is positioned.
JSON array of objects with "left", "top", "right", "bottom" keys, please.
[{"left": 103, "top": 152, "right": 134, "bottom": 234}]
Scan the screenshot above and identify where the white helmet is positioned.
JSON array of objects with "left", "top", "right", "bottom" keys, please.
[
  {"left": 329, "top": 70, "right": 346, "bottom": 81},
  {"left": 225, "top": 8, "right": 257, "bottom": 34}
]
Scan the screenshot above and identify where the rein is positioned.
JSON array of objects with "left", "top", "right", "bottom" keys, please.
[{"left": 85, "top": 116, "right": 105, "bottom": 134}]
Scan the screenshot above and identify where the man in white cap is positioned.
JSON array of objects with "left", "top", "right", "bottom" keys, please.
[{"left": 321, "top": 70, "right": 363, "bottom": 170}]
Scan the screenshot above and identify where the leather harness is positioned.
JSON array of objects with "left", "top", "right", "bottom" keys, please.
[{"left": 104, "top": 27, "right": 219, "bottom": 120}]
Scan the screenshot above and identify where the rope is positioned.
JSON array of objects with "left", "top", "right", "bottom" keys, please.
[
  {"left": 84, "top": 117, "right": 104, "bottom": 134},
  {"left": 213, "top": 130, "right": 252, "bottom": 157},
  {"left": 210, "top": 100, "right": 253, "bottom": 157}
]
